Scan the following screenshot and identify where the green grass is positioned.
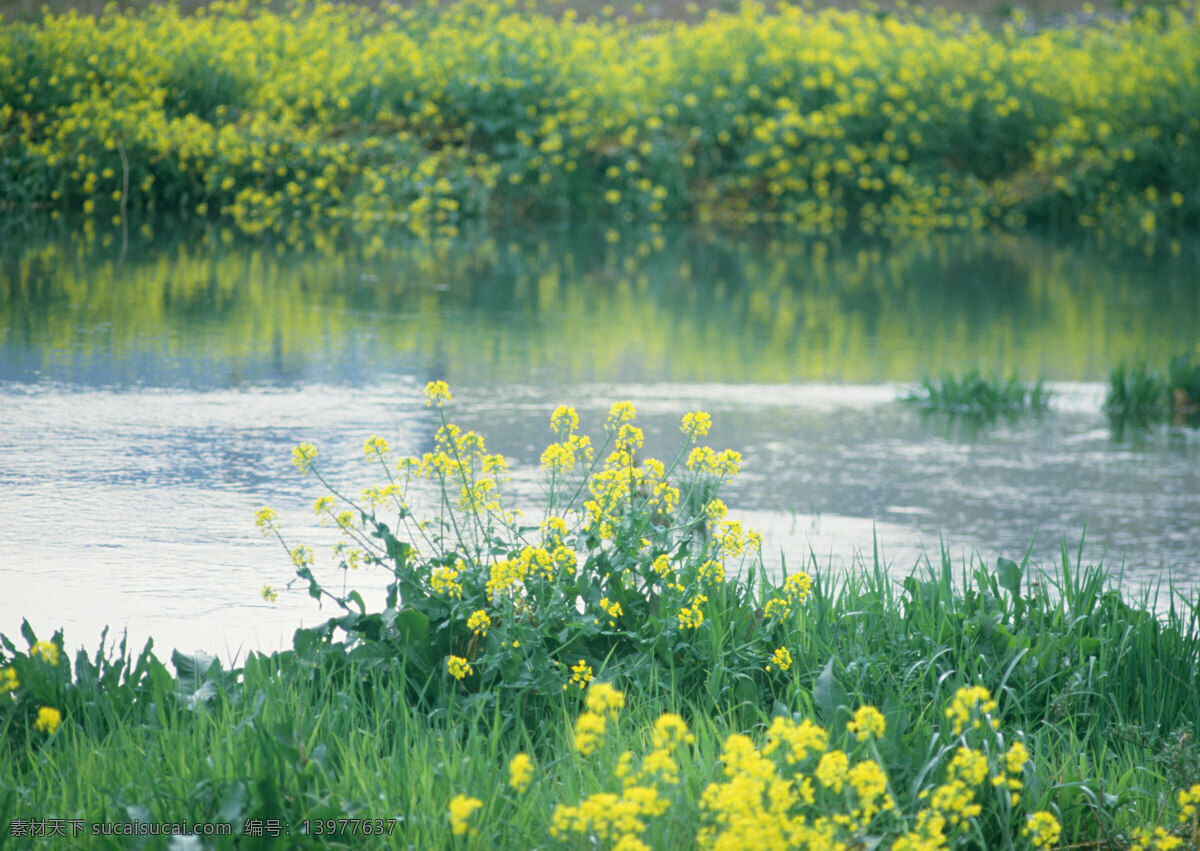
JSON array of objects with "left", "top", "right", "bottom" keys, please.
[
  {"left": 5, "top": 395, "right": 1200, "bottom": 847},
  {"left": 1105, "top": 352, "right": 1200, "bottom": 425},
  {"left": 3, "top": 547, "right": 1199, "bottom": 848},
  {"left": 901, "top": 370, "right": 1051, "bottom": 418}
]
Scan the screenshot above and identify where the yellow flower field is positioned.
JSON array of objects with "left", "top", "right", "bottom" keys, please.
[{"left": 0, "top": 0, "right": 1196, "bottom": 246}]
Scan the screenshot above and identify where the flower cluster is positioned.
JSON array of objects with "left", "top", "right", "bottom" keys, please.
[
  {"left": 553, "top": 684, "right": 681, "bottom": 850},
  {"left": 447, "top": 794, "right": 482, "bottom": 836},
  {"left": 447, "top": 656, "right": 473, "bottom": 681},
  {"left": 30, "top": 641, "right": 58, "bottom": 667},
  {"left": 467, "top": 609, "right": 491, "bottom": 637},
  {"left": 263, "top": 387, "right": 794, "bottom": 736},
  {"left": 945, "top": 684, "right": 998, "bottom": 736},
  {"left": 766, "top": 647, "right": 793, "bottom": 673},
  {"left": 766, "top": 571, "right": 814, "bottom": 620},
  {"left": 508, "top": 752, "right": 535, "bottom": 793},
  {"left": 33, "top": 706, "right": 62, "bottom": 735}
]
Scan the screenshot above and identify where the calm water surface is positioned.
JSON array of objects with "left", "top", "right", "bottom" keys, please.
[{"left": 2, "top": 226, "right": 1198, "bottom": 659}]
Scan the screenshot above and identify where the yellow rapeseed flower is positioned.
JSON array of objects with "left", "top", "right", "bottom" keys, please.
[
  {"left": 1006, "top": 741, "right": 1030, "bottom": 774},
  {"left": 606, "top": 401, "right": 636, "bottom": 429},
  {"left": 447, "top": 655, "right": 473, "bottom": 681},
  {"left": 586, "top": 682, "right": 626, "bottom": 716},
  {"left": 678, "top": 595, "right": 707, "bottom": 629},
  {"left": 783, "top": 571, "right": 813, "bottom": 603},
  {"left": 848, "top": 705, "right": 886, "bottom": 740},
  {"left": 425, "top": 380, "right": 451, "bottom": 408},
  {"left": 766, "top": 647, "right": 792, "bottom": 673},
  {"left": 652, "top": 713, "right": 693, "bottom": 750},
  {"left": 467, "top": 609, "right": 490, "bottom": 636},
  {"left": 945, "top": 685, "right": 997, "bottom": 736},
  {"left": 254, "top": 506, "right": 278, "bottom": 535},
  {"left": 1, "top": 666, "right": 18, "bottom": 693},
  {"left": 447, "top": 794, "right": 482, "bottom": 836},
  {"left": 429, "top": 564, "right": 464, "bottom": 598},
  {"left": 1179, "top": 783, "right": 1200, "bottom": 822},
  {"left": 1131, "top": 826, "right": 1185, "bottom": 851},
  {"left": 363, "top": 434, "right": 390, "bottom": 458},
  {"left": 291, "top": 442, "right": 318, "bottom": 474},
  {"left": 35, "top": 706, "right": 61, "bottom": 734},
  {"left": 550, "top": 405, "right": 579, "bottom": 434},
  {"left": 569, "top": 659, "right": 594, "bottom": 690},
  {"left": 1024, "top": 811, "right": 1062, "bottom": 849},
  {"left": 31, "top": 641, "right": 59, "bottom": 666},
  {"left": 573, "top": 710, "right": 607, "bottom": 756},
  {"left": 817, "top": 750, "right": 849, "bottom": 792},
  {"left": 508, "top": 752, "right": 535, "bottom": 792}
]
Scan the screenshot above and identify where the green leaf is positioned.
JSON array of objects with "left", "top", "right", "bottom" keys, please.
[
  {"left": 814, "top": 656, "right": 848, "bottom": 723},
  {"left": 996, "top": 557, "right": 1023, "bottom": 599},
  {"left": 394, "top": 609, "right": 430, "bottom": 643},
  {"left": 217, "top": 782, "right": 248, "bottom": 823}
]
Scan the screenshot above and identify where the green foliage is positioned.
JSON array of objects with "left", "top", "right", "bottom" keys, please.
[
  {"left": 1105, "top": 352, "right": 1200, "bottom": 426},
  {"left": 901, "top": 370, "right": 1050, "bottom": 418},
  {"left": 0, "top": 623, "right": 173, "bottom": 760},
  {"left": 4, "top": 393, "right": 1200, "bottom": 846},
  {"left": 3, "top": 545, "right": 1200, "bottom": 847},
  {"left": 1, "top": 0, "right": 1199, "bottom": 247},
  {"left": 264, "top": 397, "right": 784, "bottom": 720}
]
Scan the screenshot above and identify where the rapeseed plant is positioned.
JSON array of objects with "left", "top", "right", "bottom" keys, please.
[
  {"left": 242, "top": 385, "right": 1200, "bottom": 846},
  {"left": 2, "top": 0, "right": 1197, "bottom": 248}
]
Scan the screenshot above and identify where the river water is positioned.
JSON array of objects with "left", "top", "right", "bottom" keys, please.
[{"left": 2, "top": 225, "right": 1198, "bottom": 660}]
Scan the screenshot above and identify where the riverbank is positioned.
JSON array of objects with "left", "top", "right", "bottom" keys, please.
[
  {"left": 3, "top": 392, "right": 1199, "bottom": 848},
  {"left": 1, "top": 0, "right": 1197, "bottom": 248},
  {"left": 3, "top": 554, "right": 1199, "bottom": 848}
]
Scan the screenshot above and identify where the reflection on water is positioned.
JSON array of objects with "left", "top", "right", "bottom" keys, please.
[
  {"left": 1, "top": 226, "right": 1197, "bottom": 659},
  {"left": 3, "top": 225, "right": 1199, "bottom": 387}
]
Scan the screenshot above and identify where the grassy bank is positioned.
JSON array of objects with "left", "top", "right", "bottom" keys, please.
[
  {"left": 3, "top": 556, "right": 1199, "bottom": 848},
  {"left": 3, "top": 389, "right": 1200, "bottom": 848},
  {"left": 1, "top": 0, "right": 1198, "bottom": 247}
]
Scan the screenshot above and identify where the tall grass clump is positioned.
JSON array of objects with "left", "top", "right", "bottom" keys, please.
[
  {"left": 901, "top": 370, "right": 1050, "bottom": 418},
  {"left": 4, "top": 386, "right": 1200, "bottom": 847},
  {"left": 1105, "top": 351, "right": 1200, "bottom": 425},
  {"left": 1, "top": 0, "right": 1198, "bottom": 247}
]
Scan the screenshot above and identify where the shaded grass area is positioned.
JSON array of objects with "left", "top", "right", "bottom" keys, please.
[{"left": 3, "top": 548, "right": 1199, "bottom": 848}]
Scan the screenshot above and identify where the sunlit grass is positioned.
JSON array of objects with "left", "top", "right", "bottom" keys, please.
[{"left": 3, "top": 550, "right": 1199, "bottom": 848}]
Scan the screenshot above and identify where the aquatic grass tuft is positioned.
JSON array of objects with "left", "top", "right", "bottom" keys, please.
[
  {"left": 901, "top": 370, "right": 1050, "bottom": 418},
  {"left": 1105, "top": 352, "right": 1200, "bottom": 426}
]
